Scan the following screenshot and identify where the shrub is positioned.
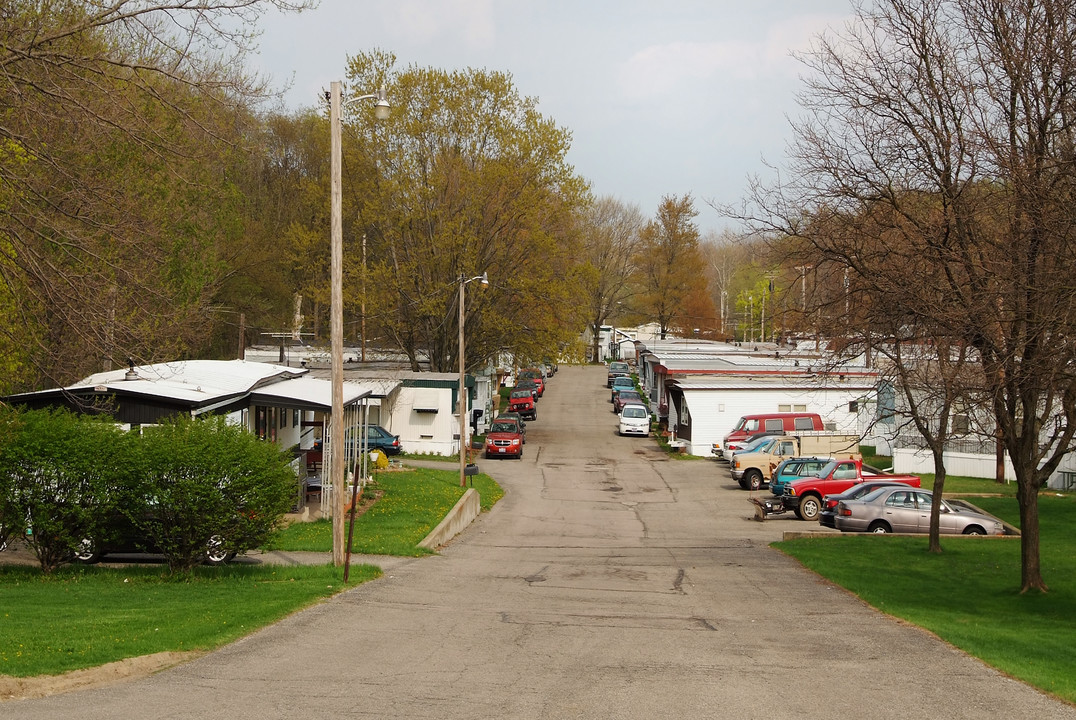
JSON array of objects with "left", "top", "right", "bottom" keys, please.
[
  {"left": 0, "top": 407, "right": 134, "bottom": 574},
  {"left": 132, "top": 414, "right": 296, "bottom": 574}
]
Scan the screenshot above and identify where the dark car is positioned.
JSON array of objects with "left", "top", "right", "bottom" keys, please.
[
  {"left": 817, "top": 480, "right": 909, "bottom": 529},
  {"left": 73, "top": 512, "right": 237, "bottom": 566},
  {"left": 607, "top": 361, "right": 631, "bottom": 387},
  {"left": 518, "top": 368, "right": 546, "bottom": 397},
  {"left": 613, "top": 390, "right": 643, "bottom": 414},
  {"left": 315, "top": 424, "right": 401, "bottom": 456}
]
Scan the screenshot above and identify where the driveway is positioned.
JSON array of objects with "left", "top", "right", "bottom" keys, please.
[{"left": 5, "top": 365, "right": 1074, "bottom": 719}]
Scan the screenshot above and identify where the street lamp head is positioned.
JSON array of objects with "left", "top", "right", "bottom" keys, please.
[
  {"left": 374, "top": 85, "right": 390, "bottom": 120},
  {"left": 478, "top": 271, "right": 489, "bottom": 287}
]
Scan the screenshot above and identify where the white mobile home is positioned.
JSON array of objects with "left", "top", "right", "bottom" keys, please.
[{"left": 664, "top": 375, "right": 880, "bottom": 456}]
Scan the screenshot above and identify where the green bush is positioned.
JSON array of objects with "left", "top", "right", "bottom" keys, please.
[
  {"left": 0, "top": 407, "right": 135, "bottom": 574},
  {"left": 133, "top": 414, "right": 297, "bottom": 574}
]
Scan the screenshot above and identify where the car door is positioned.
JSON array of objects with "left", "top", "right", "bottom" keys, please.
[
  {"left": 914, "top": 493, "right": 961, "bottom": 533},
  {"left": 882, "top": 489, "right": 920, "bottom": 532}
]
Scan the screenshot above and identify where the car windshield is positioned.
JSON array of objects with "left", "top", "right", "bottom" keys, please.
[
  {"left": 610, "top": 362, "right": 629, "bottom": 372},
  {"left": 510, "top": 390, "right": 531, "bottom": 399},
  {"left": 622, "top": 406, "right": 647, "bottom": 418},
  {"left": 817, "top": 460, "right": 839, "bottom": 478},
  {"left": 490, "top": 422, "right": 518, "bottom": 433}
]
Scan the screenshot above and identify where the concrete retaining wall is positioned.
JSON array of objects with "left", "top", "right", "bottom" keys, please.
[{"left": 419, "top": 489, "right": 481, "bottom": 550}]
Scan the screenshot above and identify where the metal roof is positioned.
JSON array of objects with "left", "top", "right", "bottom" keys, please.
[
  {"left": 669, "top": 375, "right": 877, "bottom": 392},
  {"left": 247, "top": 376, "right": 371, "bottom": 411},
  {"left": 77, "top": 360, "right": 306, "bottom": 404}
]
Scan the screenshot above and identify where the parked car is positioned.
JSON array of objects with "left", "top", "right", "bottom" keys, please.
[
  {"left": 613, "top": 389, "right": 643, "bottom": 413},
  {"left": 314, "top": 424, "right": 401, "bottom": 456},
  {"left": 818, "top": 480, "right": 911, "bottom": 529},
  {"left": 515, "top": 379, "right": 539, "bottom": 401},
  {"left": 607, "top": 361, "right": 631, "bottom": 387},
  {"left": 72, "top": 512, "right": 237, "bottom": 565},
  {"left": 484, "top": 418, "right": 524, "bottom": 459},
  {"left": 782, "top": 459, "right": 920, "bottom": 521},
  {"left": 618, "top": 404, "right": 650, "bottom": 436},
  {"left": 718, "top": 412, "right": 825, "bottom": 461},
  {"left": 834, "top": 486, "right": 1006, "bottom": 535},
  {"left": 732, "top": 434, "right": 859, "bottom": 490},
  {"left": 508, "top": 388, "right": 537, "bottom": 420},
  {"left": 495, "top": 413, "right": 527, "bottom": 443},
  {"left": 767, "top": 456, "right": 834, "bottom": 495},
  {"left": 610, "top": 376, "right": 635, "bottom": 402},
  {"left": 518, "top": 368, "right": 546, "bottom": 397}
]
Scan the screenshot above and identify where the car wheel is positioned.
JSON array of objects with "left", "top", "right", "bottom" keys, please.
[
  {"left": 737, "top": 478, "right": 749, "bottom": 490},
  {"left": 868, "top": 521, "right": 891, "bottom": 534},
  {"left": 203, "top": 535, "right": 234, "bottom": 565},
  {"left": 744, "top": 470, "right": 764, "bottom": 491},
  {"left": 798, "top": 495, "right": 821, "bottom": 522},
  {"left": 73, "top": 537, "right": 102, "bottom": 564},
  {"left": 963, "top": 525, "right": 986, "bottom": 536}
]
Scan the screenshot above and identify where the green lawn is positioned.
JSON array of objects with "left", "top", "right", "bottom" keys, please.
[
  {"left": 269, "top": 466, "right": 503, "bottom": 555},
  {"left": 0, "top": 465, "right": 504, "bottom": 679},
  {"left": 777, "top": 493, "right": 1076, "bottom": 703},
  {"left": 0, "top": 563, "right": 376, "bottom": 677}
]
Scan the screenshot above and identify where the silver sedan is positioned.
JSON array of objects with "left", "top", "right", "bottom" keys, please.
[{"left": 834, "top": 486, "right": 1007, "bottom": 535}]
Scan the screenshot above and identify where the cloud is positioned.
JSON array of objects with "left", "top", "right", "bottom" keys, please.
[
  {"left": 385, "top": 0, "right": 496, "bottom": 50},
  {"left": 616, "top": 13, "right": 845, "bottom": 104}
]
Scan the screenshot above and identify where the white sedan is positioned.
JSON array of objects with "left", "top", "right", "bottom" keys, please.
[{"left": 618, "top": 404, "right": 650, "bottom": 436}]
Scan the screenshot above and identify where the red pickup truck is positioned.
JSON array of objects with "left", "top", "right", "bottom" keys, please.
[{"left": 782, "top": 458, "right": 920, "bottom": 521}]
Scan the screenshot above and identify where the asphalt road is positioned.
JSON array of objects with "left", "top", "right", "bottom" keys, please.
[{"left": 5, "top": 365, "right": 1075, "bottom": 719}]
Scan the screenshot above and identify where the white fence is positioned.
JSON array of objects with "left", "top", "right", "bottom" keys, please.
[{"left": 894, "top": 447, "right": 1076, "bottom": 490}]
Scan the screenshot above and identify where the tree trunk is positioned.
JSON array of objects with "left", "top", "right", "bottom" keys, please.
[
  {"left": 928, "top": 450, "right": 945, "bottom": 554},
  {"left": 1015, "top": 463, "right": 1047, "bottom": 593}
]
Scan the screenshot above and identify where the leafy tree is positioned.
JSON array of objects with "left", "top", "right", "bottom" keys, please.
[
  {"left": 133, "top": 415, "right": 296, "bottom": 574},
  {"left": 330, "top": 51, "right": 589, "bottom": 372},
  {"left": 0, "top": 1, "right": 313, "bottom": 390},
  {"left": 635, "top": 195, "right": 715, "bottom": 339},
  {"left": 0, "top": 407, "right": 133, "bottom": 574}
]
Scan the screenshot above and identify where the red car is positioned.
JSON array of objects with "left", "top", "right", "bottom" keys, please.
[
  {"left": 485, "top": 418, "right": 524, "bottom": 459},
  {"left": 508, "top": 388, "right": 537, "bottom": 420},
  {"left": 518, "top": 368, "right": 545, "bottom": 397}
]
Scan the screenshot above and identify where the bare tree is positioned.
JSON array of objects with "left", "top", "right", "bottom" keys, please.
[
  {"left": 743, "top": 0, "right": 1076, "bottom": 592},
  {"left": 579, "top": 197, "right": 644, "bottom": 361}
]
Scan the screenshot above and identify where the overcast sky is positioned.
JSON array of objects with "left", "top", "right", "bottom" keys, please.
[{"left": 250, "top": 1, "right": 854, "bottom": 235}]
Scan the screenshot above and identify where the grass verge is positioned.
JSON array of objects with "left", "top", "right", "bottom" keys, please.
[
  {"left": 776, "top": 493, "right": 1076, "bottom": 703},
  {"left": 269, "top": 466, "right": 503, "bottom": 555},
  {"left": 0, "top": 563, "right": 376, "bottom": 678}
]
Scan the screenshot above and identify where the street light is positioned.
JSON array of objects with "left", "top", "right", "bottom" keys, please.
[
  {"left": 459, "top": 271, "right": 489, "bottom": 487},
  {"left": 329, "top": 80, "right": 389, "bottom": 566}
]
